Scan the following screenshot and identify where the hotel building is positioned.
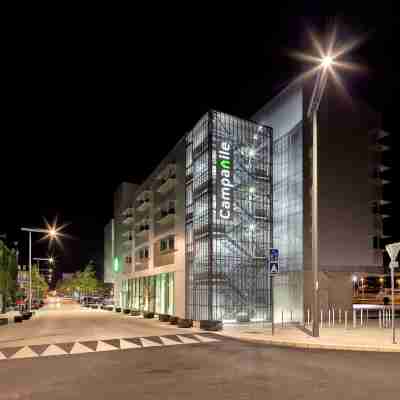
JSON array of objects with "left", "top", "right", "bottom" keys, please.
[{"left": 104, "top": 81, "right": 390, "bottom": 324}]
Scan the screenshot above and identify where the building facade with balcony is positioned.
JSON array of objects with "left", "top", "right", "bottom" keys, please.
[{"left": 109, "top": 82, "right": 387, "bottom": 324}]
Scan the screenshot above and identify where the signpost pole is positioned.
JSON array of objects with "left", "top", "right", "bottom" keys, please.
[
  {"left": 385, "top": 242, "right": 399, "bottom": 345},
  {"left": 269, "top": 249, "right": 279, "bottom": 336},
  {"left": 391, "top": 265, "right": 395, "bottom": 344},
  {"left": 271, "top": 274, "right": 274, "bottom": 335}
]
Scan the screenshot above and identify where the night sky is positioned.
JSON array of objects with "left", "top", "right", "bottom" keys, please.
[{"left": 1, "top": 11, "right": 398, "bottom": 283}]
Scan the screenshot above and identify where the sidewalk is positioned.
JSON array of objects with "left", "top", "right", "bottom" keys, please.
[{"left": 219, "top": 321, "right": 400, "bottom": 352}]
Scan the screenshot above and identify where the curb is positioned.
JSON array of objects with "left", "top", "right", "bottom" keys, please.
[{"left": 216, "top": 332, "right": 400, "bottom": 353}]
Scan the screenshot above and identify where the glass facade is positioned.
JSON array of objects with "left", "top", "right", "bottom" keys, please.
[
  {"left": 121, "top": 272, "right": 175, "bottom": 314},
  {"left": 186, "top": 110, "right": 273, "bottom": 322}
]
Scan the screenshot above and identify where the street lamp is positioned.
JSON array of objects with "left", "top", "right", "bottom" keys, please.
[
  {"left": 307, "top": 54, "right": 334, "bottom": 338},
  {"left": 32, "top": 257, "right": 55, "bottom": 285},
  {"left": 352, "top": 276, "right": 357, "bottom": 296},
  {"left": 21, "top": 226, "right": 59, "bottom": 311}
]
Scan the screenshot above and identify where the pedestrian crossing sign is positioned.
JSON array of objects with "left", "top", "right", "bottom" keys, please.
[{"left": 270, "top": 262, "right": 279, "bottom": 274}]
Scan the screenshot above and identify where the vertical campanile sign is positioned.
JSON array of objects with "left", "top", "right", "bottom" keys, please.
[{"left": 216, "top": 140, "right": 234, "bottom": 220}]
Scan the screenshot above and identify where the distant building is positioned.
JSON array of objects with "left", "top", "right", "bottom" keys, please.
[
  {"left": 62, "top": 273, "right": 74, "bottom": 281},
  {"left": 104, "top": 218, "right": 115, "bottom": 286}
]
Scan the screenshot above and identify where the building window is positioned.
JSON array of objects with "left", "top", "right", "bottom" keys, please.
[
  {"left": 160, "top": 236, "right": 174, "bottom": 252},
  {"left": 160, "top": 239, "right": 168, "bottom": 252}
]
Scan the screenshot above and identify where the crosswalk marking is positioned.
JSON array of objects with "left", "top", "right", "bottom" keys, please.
[
  {"left": 177, "top": 335, "right": 199, "bottom": 344},
  {"left": 119, "top": 339, "right": 141, "bottom": 350},
  {"left": 140, "top": 338, "right": 162, "bottom": 347},
  {"left": 70, "top": 342, "right": 94, "bottom": 354},
  {"left": 96, "top": 341, "right": 118, "bottom": 352},
  {"left": 159, "top": 336, "right": 182, "bottom": 346},
  {"left": 11, "top": 346, "right": 39, "bottom": 359},
  {"left": 41, "top": 344, "right": 68, "bottom": 357},
  {"left": 0, "top": 334, "right": 221, "bottom": 362},
  {"left": 193, "top": 334, "right": 219, "bottom": 343}
]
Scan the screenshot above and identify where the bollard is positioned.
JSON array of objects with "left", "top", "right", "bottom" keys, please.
[
  {"left": 290, "top": 310, "right": 293, "bottom": 322},
  {"left": 361, "top": 308, "right": 363, "bottom": 327},
  {"left": 345, "top": 310, "right": 348, "bottom": 330},
  {"left": 339, "top": 308, "right": 342, "bottom": 325},
  {"left": 332, "top": 308, "right": 335, "bottom": 327},
  {"left": 379, "top": 310, "right": 382, "bottom": 328},
  {"left": 328, "top": 309, "right": 331, "bottom": 327},
  {"left": 307, "top": 309, "right": 310, "bottom": 326},
  {"left": 353, "top": 309, "right": 356, "bottom": 328},
  {"left": 366, "top": 309, "right": 369, "bottom": 327},
  {"left": 320, "top": 310, "right": 323, "bottom": 329},
  {"left": 282, "top": 310, "right": 284, "bottom": 328}
]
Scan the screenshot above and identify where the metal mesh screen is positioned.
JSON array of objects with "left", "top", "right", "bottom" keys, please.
[{"left": 186, "top": 110, "right": 272, "bottom": 322}]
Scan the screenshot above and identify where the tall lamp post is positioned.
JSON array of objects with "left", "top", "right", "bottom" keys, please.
[
  {"left": 33, "top": 257, "right": 55, "bottom": 285},
  {"left": 307, "top": 55, "right": 333, "bottom": 337},
  {"left": 21, "top": 227, "right": 57, "bottom": 311},
  {"left": 385, "top": 242, "right": 400, "bottom": 344}
]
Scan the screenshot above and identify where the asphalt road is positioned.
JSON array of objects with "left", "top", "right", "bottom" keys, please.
[
  {"left": 0, "top": 302, "right": 201, "bottom": 348},
  {"left": 1, "top": 302, "right": 399, "bottom": 399},
  {"left": 1, "top": 336, "right": 399, "bottom": 400}
]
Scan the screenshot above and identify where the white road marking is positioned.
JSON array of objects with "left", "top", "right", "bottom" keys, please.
[
  {"left": 96, "top": 341, "right": 118, "bottom": 352},
  {"left": 11, "top": 346, "right": 39, "bottom": 359},
  {"left": 193, "top": 334, "right": 219, "bottom": 343},
  {"left": 41, "top": 345, "right": 68, "bottom": 357},
  {"left": 119, "top": 339, "right": 141, "bottom": 350},
  {"left": 70, "top": 342, "right": 94, "bottom": 354},
  {"left": 159, "top": 336, "right": 182, "bottom": 346},
  {"left": 177, "top": 335, "right": 199, "bottom": 344},
  {"left": 140, "top": 338, "right": 162, "bottom": 347}
]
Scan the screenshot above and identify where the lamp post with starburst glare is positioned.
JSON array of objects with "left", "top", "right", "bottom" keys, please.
[
  {"left": 21, "top": 220, "right": 65, "bottom": 311},
  {"left": 292, "top": 26, "right": 366, "bottom": 337}
]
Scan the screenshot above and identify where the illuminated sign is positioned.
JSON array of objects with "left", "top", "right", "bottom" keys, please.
[
  {"left": 113, "top": 257, "right": 120, "bottom": 272},
  {"left": 216, "top": 141, "right": 233, "bottom": 220}
]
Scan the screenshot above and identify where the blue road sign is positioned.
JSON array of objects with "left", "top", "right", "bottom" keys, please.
[
  {"left": 270, "top": 262, "right": 279, "bottom": 274},
  {"left": 269, "top": 249, "right": 279, "bottom": 274}
]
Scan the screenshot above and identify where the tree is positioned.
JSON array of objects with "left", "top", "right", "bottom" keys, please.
[
  {"left": 0, "top": 241, "right": 18, "bottom": 313},
  {"left": 55, "top": 261, "right": 102, "bottom": 298},
  {"left": 31, "top": 265, "right": 49, "bottom": 300}
]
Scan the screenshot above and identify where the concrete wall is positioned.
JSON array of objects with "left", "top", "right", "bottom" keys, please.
[{"left": 316, "top": 82, "right": 381, "bottom": 271}]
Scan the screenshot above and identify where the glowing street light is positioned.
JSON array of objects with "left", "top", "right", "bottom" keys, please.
[
  {"left": 21, "top": 222, "right": 64, "bottom": 311},
  {"left": 294, "top": 26, "right": 365, "bottom": 337}
]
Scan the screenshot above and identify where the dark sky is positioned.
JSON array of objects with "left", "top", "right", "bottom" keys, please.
[{"left": 1, "top": 9, "right": 399, "bottom": 281}]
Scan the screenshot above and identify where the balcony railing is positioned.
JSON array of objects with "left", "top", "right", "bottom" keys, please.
[
  {"left": 157, "top": 208, "right": 175, "bottom": 224},
  {"left": 137, "top": 198, "right": 151, "bottom": 212},
  {"left": 122, "top": 213, "right": 134, "bottom": 224},
  {"left": 157, "top": 175, "right": 176, "bottom": 194},
  {"left": 136, "top": 225, "right": 150, "bottom": 236}
]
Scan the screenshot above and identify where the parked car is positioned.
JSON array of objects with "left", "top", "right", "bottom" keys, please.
[{"left": 102, "top": 298, "right": 114, "bottom": 306}]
